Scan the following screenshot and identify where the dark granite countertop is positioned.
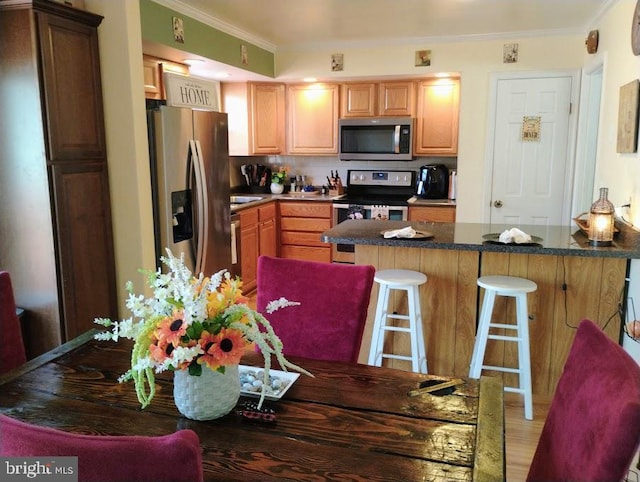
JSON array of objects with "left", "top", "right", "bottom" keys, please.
[
  {"left": 230, "top": 192, "right": 337, "bottom": 212},
  {"left": 321, "top": 219, "right": 640, "bottom": 259}
]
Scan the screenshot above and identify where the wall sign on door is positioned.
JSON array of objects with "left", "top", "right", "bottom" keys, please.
[{"left": 521, "top": 116, "right": 541, "bottom": 142}]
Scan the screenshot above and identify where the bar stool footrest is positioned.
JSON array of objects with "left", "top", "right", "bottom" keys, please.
[
  {"left": 382, "top": 354, "right": 413, "bottom": 362},
  {"left": 488, "top": 323, "right": 519, "bottom": 330},
  {"left": 482, "top": 364, "right": 521, "bottom": 374},
  {"left": 386, "top": 314, "right": 411, "bottom": 321},
  {"left": 487, "top": 334, "right": 521, "bottom": 342},
  {"left": 382, "top": 326, "right": 412, "bottom": 333},
  {"left": 504, "top": 386, "right": 526, "bottom": 395}
]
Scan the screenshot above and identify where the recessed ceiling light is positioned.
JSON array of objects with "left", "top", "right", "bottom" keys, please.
[{"left": 303, "top": 77, "right": 317, "bottom": 82}]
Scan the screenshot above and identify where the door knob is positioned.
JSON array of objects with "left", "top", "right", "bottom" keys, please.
[{"left": 493, "top": 200, "right": 503, "bottom": 208}]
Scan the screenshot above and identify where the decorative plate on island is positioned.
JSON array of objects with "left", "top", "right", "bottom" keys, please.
[
  {"left": 238, "top": 365, "right": 300, "bottom": 401},
  {"left": 482, "top": 233, "right": 543, "bottom": 246},
  {"left": 380, "top": 230, "right": 434, "bottom": 239}
]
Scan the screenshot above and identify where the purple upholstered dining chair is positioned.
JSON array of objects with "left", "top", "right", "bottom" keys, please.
[
  {"left": 256, "top": 256, "right": 375, "bottom": 363},
  {"left": 0, "top": 271, "right": 27, "bottom": 374},
  {"left": 527, "top": 319, "right": 640, "bottom": 482},
  {"left": 0, "top": 415, "right": 204, "bottom": 482}
]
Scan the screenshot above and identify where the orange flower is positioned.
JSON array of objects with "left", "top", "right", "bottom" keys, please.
[
  {"left": 149, "top": 337, "right": 173, "bottom": 363},
  {"left": 154, "top": 310, "right": 187, "bottom": 346},
  {"left": 198, "top": 328, "right": 246, "bottom": 370},
  {"left": 149, "top": 336, "right": 196, "bottom": 370},
  {"left": 206, "top": 278, "right": 249, "bottom": 317}
]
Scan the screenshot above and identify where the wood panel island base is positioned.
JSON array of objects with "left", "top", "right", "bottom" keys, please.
[{"left": 321, "top": 220, "right": 640, "bottom": 398}]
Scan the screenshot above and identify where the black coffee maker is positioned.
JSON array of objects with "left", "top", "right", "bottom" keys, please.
[{"left": 416, "top": 165, "right": 449, "bottom": 199}]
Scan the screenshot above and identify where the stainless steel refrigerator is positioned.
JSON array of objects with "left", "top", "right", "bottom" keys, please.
[{"left": 147, "top": 104, "right": 231, "bottom": 276}]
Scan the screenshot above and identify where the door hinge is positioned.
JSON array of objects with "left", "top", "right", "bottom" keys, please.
[{"left": 569, "top": 102, "right": 573, "bottom": 114}]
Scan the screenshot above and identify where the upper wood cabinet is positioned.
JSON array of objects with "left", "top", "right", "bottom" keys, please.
[
  {"left": 287, "top": 83, "right": 340, "bottom": 155},
  {"left": 378, "top": 81, "right": 415, "bottom": 117},
  {"left": 143, "top": 54, "right": 189, "bottom": 100},
  {"left": 340, "top": 81, "right": 415, "bottom": 118},
  {"left": 415, "top": 78, "right": 460, "bottom": 156},
  {"left": 221, "top": 82, "right": 286, "bottom": 156},
  {"left": 341, "top": 83, "right": 377, "bottom": 117},
  {"left": 40, "top": 12, "right": 106, "bottom": 161}
]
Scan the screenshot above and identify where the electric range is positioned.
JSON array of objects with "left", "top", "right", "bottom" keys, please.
[{"left": 331, "top": 170, "right": 416, "bottom": 262}]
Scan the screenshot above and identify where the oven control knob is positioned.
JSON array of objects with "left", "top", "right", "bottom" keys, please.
[{"left": 359, "top": 174, "right": 365, "bottom": 181}]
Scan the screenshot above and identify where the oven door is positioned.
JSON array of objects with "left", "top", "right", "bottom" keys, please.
[{"left": 331, "top": 203, "right": 408, "bottom": 263}]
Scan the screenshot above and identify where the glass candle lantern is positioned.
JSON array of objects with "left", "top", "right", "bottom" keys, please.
[{"left": 588, "top": 187, "right": 615, "bottom": 246}]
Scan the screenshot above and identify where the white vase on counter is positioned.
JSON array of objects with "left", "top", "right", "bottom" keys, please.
[{"left": 270, "top": 182, "right": 284, "bottom": 194}]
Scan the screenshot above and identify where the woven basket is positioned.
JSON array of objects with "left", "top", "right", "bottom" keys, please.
[{"left": 173, "top": 365, "right": 240, "bottom": 420}]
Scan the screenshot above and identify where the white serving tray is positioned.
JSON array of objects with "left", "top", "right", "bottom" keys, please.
[{"left": 238, "top": 365, "right": 300, "bottom": 401}]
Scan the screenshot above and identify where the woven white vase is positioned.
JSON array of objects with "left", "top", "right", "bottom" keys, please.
[{"left": 173, "top": 365, "right": 241, "bottom": 420}]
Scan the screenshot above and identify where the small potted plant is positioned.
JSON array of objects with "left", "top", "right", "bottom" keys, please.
[{"left": 270, "top": 166, "right": 288, "bottom": 194}]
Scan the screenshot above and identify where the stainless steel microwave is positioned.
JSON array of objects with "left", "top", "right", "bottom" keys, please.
[{"left": 338, "top": 117, "right": 414, "bottom": 161}]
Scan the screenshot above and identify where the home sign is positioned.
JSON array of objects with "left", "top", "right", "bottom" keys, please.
[{"left": 164, "top": 72, "right": 220, "bottom": 111}]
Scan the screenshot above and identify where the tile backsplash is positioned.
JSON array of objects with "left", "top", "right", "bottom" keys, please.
[{"left": 230, "top": 155, "right": 456, "bottom": 191}]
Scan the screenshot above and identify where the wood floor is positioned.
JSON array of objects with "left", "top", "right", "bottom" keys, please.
[{"left": 504, "top": 393, "right": 550, "bottom": 481}]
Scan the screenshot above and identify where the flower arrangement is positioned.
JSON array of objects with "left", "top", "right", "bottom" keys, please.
[
  {"left": 94, "top": 249, "right": 310, "bottom": 409},
  {"left": 271, "top": 166, "right": 289, "bottom": 184}
]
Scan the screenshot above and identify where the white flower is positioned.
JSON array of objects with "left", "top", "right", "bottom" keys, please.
[{"left": 265, "top": 297, "right": 301, "bottom": 314}]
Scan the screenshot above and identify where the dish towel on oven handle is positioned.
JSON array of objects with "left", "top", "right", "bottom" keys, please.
[
  {"left": 347, "top": 205, "right": 365, "bottom": 220},
  {"left": 371, "top": 205, "right": 389, "bottom": 220},
  {"left": 384, "top": 226, "right": 417, "bottom": 238}
]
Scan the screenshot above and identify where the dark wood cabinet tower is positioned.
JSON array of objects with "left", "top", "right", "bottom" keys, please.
[{"left": 0, "top": 0, "right": 117, "bottom": 355}]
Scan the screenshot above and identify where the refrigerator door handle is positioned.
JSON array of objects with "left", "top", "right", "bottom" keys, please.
[{"left": 189, "top": 140, "right": 208, "bottom": 274}]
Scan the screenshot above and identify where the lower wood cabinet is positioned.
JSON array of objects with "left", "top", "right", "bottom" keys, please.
[
  {"left": 279, "top": 201, "right": 332, "bottom": 262},
  {"left": 239, "top": 202, "right": 277, "bottom": 292},
  {"left": 408, "top": 205, "right": 456, "bottom": 223}
]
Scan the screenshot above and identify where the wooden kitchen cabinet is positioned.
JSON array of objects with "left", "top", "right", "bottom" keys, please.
[
  {"left": 287, "top": 83, "right": 340, "bottom": 154},
  {"left": 415, "top": 78, "right": 460, "bottom": 156},
  {"left": 340, "top": 80, "right": 415, "bottom": 118},
  {"left": 142, "top": 54, "right": 189, "bottom": 100},
  {"left": 340, "top": 82, "right": 377, "bottom": 117},
  {"left": 408, "top": 205, "right": 456, "bottom": 223},
  {"left": 378, "top": 80, "right": 415, "bottom": 116},
  {"left": 240, "top": 202, "right": 277, "bottom": 292},
  {"left": 221, "top": 82, "right": 286, "bottom": 155},
  {"left": 279, "top": 202, "right": 332, "bottom": 262},
  {"left": 0, "top": 1, "right": 117, "bottom": 355}
]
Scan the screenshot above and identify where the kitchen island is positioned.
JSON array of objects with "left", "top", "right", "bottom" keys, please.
[{"left": 322, "top": 220, "right": 640, "bottom": 397}]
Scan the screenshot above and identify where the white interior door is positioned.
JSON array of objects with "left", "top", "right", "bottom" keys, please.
[{"left": 488, "top": 75, "right": 574, "bottom": 227}]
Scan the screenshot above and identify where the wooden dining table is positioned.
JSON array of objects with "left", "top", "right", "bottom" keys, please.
[{"left": 0, "top": 331, "right": 505, "bottom": 481}]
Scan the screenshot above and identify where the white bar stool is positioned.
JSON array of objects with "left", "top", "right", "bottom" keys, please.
[
  {"left": 469, "top": 275, "right": 537, "bottom": 420},
  {"left": 368, "top": 269, "right": 428, "bottom": 374}
]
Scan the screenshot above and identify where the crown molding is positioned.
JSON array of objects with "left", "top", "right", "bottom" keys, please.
[
  {"left": 151, "top": 0, "right": 276, "bottom": 52},
  {"left": 151, "top": 0, "right": 617, "bottom": 54}
]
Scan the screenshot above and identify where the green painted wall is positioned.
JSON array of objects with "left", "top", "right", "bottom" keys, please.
[{"left": 139, "top": 0, "right": 274, "bottom": 77}]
